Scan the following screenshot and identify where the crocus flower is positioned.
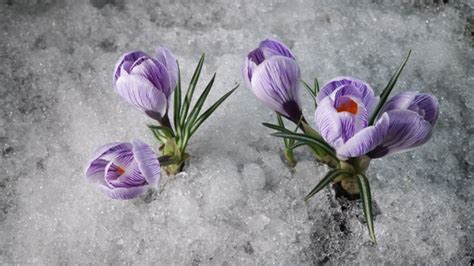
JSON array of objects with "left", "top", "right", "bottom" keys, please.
[
  {"left": 243, "top": 39, "right": 303, "bottom": 122},
  {"left": 113, "top": 47, "right": 178, "bottom": 122},
  {"left": 84, "top": 140, "right": 161, "bottom": 199},
  {"left": 315, "top": 77, "right": 439, "bottom": 160}
]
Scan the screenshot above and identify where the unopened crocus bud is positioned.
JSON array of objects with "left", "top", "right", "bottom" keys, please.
[
  {"left": 113, "top": 47, "right": 178, "bottom": 122},
  {"left": 243, "top": 39, "right": 303, "bottom": 123}
]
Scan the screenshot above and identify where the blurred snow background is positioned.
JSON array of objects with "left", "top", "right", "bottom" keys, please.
[{"left": 0, "top": 0, "right": 473, "bottom": 264}]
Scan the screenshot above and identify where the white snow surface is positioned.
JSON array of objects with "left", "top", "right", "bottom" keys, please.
[{"left": 0, "top": 0, "right": 473, "bottom": 264}]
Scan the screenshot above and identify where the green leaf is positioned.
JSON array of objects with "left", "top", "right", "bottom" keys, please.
[
  {"left": 287, "top": 141, "right": 306, "bottom": 151},
  {"left": 301, "top": 79, "right": 316, "bottom": 98},
  {"left": 305, "top": 169, "right": 352, "bottom": 201},
  {"left": 148, "top": 125, "right": 168, "bottom": 143},
  {"left": 300, "top": 121, "right": 323, "bottom": 140},
  {"left": 190, "top": 85, "right": 238, "bottom": 136},
  {"left": 173, "top": 62, "right": 182, "bottom": 136},
  {"left": 262, "top": 122, "right": 292, "bottom": 133},
  {"left": 148, "top": 125, "right": 175, "bottom": 138},
  {"left": 301, "top": 79, "right": 317, "bottom": 107},
  {"left": 180, "top": 54, "right": 205, "bottom": 127},
  {"left": 355, "top": 173, "right": 377, "bottom": 244},
  {"left": 314, "top": 78, "right": 320, "bottom": 95},
  {"left": 186, "top": 73, "right": 216, "bottom": 129},
  {"left": 276, "top": 114, "right": 289, "bottom": 147},
  {"left": 270, "top": 131, "right": 337, "bottom": 160},
  {"left": 369, "top": 50, "right": 412, "bottom": 125}
]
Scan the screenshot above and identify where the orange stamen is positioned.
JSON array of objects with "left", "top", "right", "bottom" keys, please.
[
  {"left": 117, "top": 166, "right": 125, "bottom": 176},
  {"left": 336, "top": 99, "right": 358, "bottom": 114}
]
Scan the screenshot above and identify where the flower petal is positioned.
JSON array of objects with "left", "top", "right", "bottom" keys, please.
[
  {"left": 368, "top": 109, "right": 433, "bottom": 158},
  {"left": 84, "top": 142, "right": 132, "bottom": 182},
  {"left": 379, "top": 91, "right": 439, "bottom": 125},
  {"left": 243, "top": 50, "right": 260, "bottom": 87},
  {"left": 114, "top": 51, "right": 148, "bottom": 83},
  {"left": 250, "top": 56, "right": 301, "bottom": 120},
  {"left": 315, "top": 95, "right": 369, "bottom": 147},
  {"left": 104, "top": 161, "right": 147, "bottom": 188},
  {"left": 130, "top": 57, "right": 172, "bottom": 98},
  {"left": 99, "top": 184, "right": 147, "bottom": 200},
  {"left": 315, "top": 97, "right": 342, "bottom": 147},
  {"left": 155, "top": 46, "right": 178, "bottom": 94},
  {"left": 317, "top": 76, "right": 378, "bottom": 113},
  {"left": 115, "top": 74, "right": 168, "bottom": 120},
  {"left": 132, "top": 139, "right": 161, "bottom": 186},
  {"left": 337, "top": 113, "right": 390, "bottom": 159},
  {"left": 259, "top": 39, "right": 296, "bottom": 60}
]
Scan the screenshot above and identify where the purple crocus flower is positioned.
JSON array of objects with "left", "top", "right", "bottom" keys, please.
[
  {"left": 315, "top": 77, "right": 439, "bottom": 160},
  {"left": 84, "top": 140, "right": 161, "bottom": 200},
  {"left": 243, "top": 39, "right": 303, "bottom": 122},
  {"left": 113, "top": 47, "right": 178, "bottom": 122}
]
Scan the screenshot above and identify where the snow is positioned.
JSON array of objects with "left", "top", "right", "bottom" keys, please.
[{"left": 0, "top": 0, "right": 473, "bottom": 264}]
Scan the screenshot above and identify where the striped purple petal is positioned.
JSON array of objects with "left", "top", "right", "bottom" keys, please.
[
  {"left": 85, "top": 140, "right": 160, "bottom": 200},
  {"left": 132, "top": 139, "right": 161, "bottom": 186},
  {"left": 337, "top": 113, "right": 390, "bottom": 159},
  {"left": 114, "top": 51, "right": 148, "bottom": 83},
  {"left": 115, "top": 74, "right": 168, "bottom": 121},
  {"left": 368, "top": 109, "right": 434, "bottom": 158},
  {"left": 84, "top": 142, "right": 132, "bottom": 182},
  {"left": 315, "top": 93, "right": 369, "bottom": 149},
  {"left": 317, "top": 77, "right": 379, "bottom": 113},
  {"left": 250, "top": 56, "right": 302, "bottom": 121},
  {"left": 130, "top": 57, "right": 172, "bottom": 98},
  {"left": 243, "top": 49, "right": 262, "bottom": 87},
  {"left": 378, "top": 91, "right": 439, "bottom": 125},
  {"left": 155, "top": 46, "right": 178, "bottom": 95},
  {"left": 104, "top": 161, "right": 147, "bottom": 188},
  {"left": 259, "top": 39, "right": 296, "bottom": 61}
]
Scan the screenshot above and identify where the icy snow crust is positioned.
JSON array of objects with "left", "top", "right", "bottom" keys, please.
[{"left": 0, "top": 0, "right": 473, "bottom": 264}]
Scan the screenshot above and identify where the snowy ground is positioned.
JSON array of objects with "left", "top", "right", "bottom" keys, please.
[{"left": 0, "top": 0, "right": 473, "bottom": 264}]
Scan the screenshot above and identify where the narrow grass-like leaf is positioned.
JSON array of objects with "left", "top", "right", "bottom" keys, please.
[
  {"left": 287, "top": 141, "right": 306, "bottom": 151},
  {"left": 271, "top": 132, "right": 337, "bottom": 159},
  {"left": 369, "top": 50, "right": 412, "bottom": 125},
  {"left": 148, "top": 126, "right": 168, "bottom": 143},
  {"left": 180, "top": 54, "right": 205, "bottom": 127},
  {"left": 190, "top": 85, "right": 238, "bottom": 136},
  {"left": 276, "top": 114, "right": 289, "bottom": 147},
  {"left": 305, "top": 169, "right": 352, "bottom": 201},
  {"left": 301, "top": 79, "right": 317, "bottom": 107},
  {"left": 148, "top": 125, "right": 175, "bottom": 138},
  {"left": 314, "top": 78, "right": 320, "bottom": 95},
  {"left": 262, "top": 122, "right": 292, "bottom": 133},
  {"left": 355, "top": 173, "right": 377, "bottom": 244},
  {"left": 186, "top": 73, "right": 216, "bottom": 129},
  {"left": 173, "top": 63, "right": 182, "bottom": 136}
]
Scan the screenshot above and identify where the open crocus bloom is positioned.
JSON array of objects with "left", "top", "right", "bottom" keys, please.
[
  {"left": 243, "top": 39, "right": 303, "bottom": 122},
  {"left": 315, "top": 77, "right": 439, "bottom": 160},
  {"left": 113, "top": 47, "right": 178, "bottom": 122},
  {"left": 84, "top": 140, "right": 161, "bottom": 199}
]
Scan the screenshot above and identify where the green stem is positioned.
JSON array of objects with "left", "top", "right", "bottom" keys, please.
[
  {"left": 335, "top": 156, "right": 371, "bottom": 197},
  {"left": 284, "top": 148, "right": 296, "bottom": 168}
]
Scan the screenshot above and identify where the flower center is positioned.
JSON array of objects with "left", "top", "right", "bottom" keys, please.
[
  {"left": 117, "top": 166, "right": 125, "bottom": 176},
  {"left": 336, "top": 99, "right": 358, "bottom": 114}
]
